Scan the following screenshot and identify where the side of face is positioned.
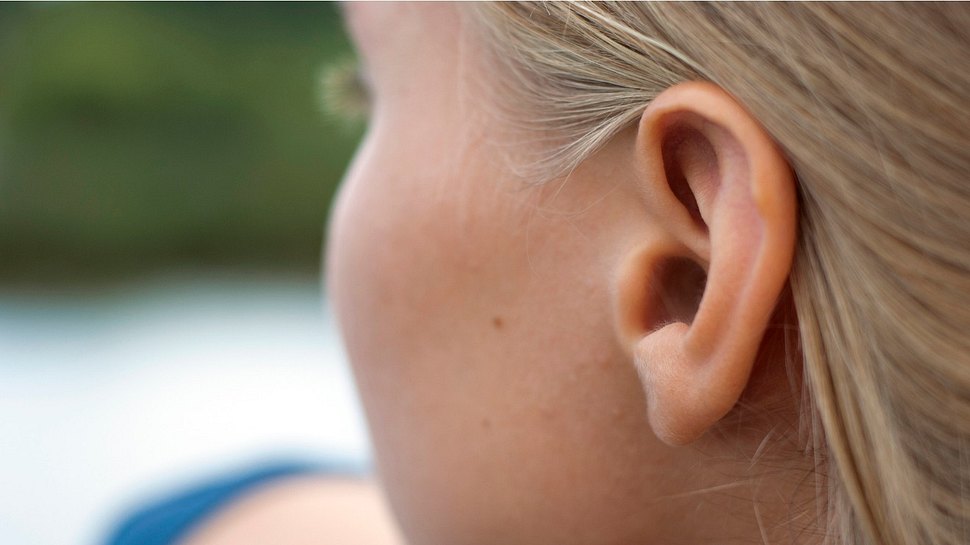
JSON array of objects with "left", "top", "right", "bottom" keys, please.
[
  {"left": 328, "top": 5, "right": 684, "bottom": 543},
  {"left": 327, "top": 4, "right": 804, "bottom": 545}
]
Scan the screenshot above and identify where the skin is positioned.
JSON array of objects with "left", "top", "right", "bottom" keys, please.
[
  {"left": 191, "top": 3, "right": 819, "bottom": 544},
  {"left": 327, "top": 3, "right": 818, "bottom": 544},
  {"left": 181, "top": 478, "right": 403, "bottom": 545}
]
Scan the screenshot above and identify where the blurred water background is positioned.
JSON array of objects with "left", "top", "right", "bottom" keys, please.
[{"left": 0, "top": 4, "right": 368, "bottom": 545}]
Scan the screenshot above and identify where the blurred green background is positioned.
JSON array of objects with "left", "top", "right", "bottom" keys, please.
[{"left": 0, "top": 2, "right": 362, "bottom": 286}]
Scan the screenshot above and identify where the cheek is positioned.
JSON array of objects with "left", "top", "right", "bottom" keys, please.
[
  {"left": 328, "top": 123, "right": 505, "bottom": 343},
  {"left": 328, "top": 122, "right": 537, "bottom": 427},
  {"left": 328, "top": 122, "right": 528, "bottom": 461}
]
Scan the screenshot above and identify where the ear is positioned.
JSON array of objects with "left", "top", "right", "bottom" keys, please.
[{"left": 614, "top": 82, "right": 797, "bottom": 446}]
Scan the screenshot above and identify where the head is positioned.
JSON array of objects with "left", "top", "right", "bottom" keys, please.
[{"left": 327, "top": 3, "right": 970, "bottom": 545}]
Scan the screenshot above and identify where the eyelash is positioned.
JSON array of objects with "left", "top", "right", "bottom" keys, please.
[{"left": 320, "top": 57, "right": 372, "bottom": 124}]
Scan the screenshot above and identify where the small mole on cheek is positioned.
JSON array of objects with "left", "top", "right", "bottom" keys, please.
[
  {"left": 481, "top": 417, "right": 492, "bottom": 430},
  {"left": 492, "top": 316, "right": 504, "bottom": 330}
]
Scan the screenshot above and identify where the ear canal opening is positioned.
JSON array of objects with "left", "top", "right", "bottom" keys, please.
[{"left": 644, "top": 256, "right": 707, "bottom": 331}]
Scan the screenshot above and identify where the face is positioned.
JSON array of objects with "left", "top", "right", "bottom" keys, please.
[{"left": 328, "top": 4, "right": 734, "bottom": 544}]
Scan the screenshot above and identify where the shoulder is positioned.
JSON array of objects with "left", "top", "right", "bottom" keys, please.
[{"left": 180, "top": 476, "right": 404, "bottom": 545}]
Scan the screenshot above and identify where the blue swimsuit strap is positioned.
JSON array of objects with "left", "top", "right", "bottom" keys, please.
[{"left": 102, "top": 459, "right": 363, "bottom": 545}]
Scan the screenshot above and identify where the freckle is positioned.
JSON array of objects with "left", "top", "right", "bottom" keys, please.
[
  {"left": 492, "top": 316, "right": 503, "bottom": 330},
  {"left": 481, "top": 418, "right": 492, "bottom": 430}
]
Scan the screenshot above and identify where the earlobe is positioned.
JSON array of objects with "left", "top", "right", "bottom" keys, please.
[{"left": 615, "top": 82, "right": 798, "bottom": 446}]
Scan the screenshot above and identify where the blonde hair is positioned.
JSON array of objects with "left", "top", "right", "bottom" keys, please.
[{"left": 474, "top": 3, "right": 970, "bottom": 544}]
